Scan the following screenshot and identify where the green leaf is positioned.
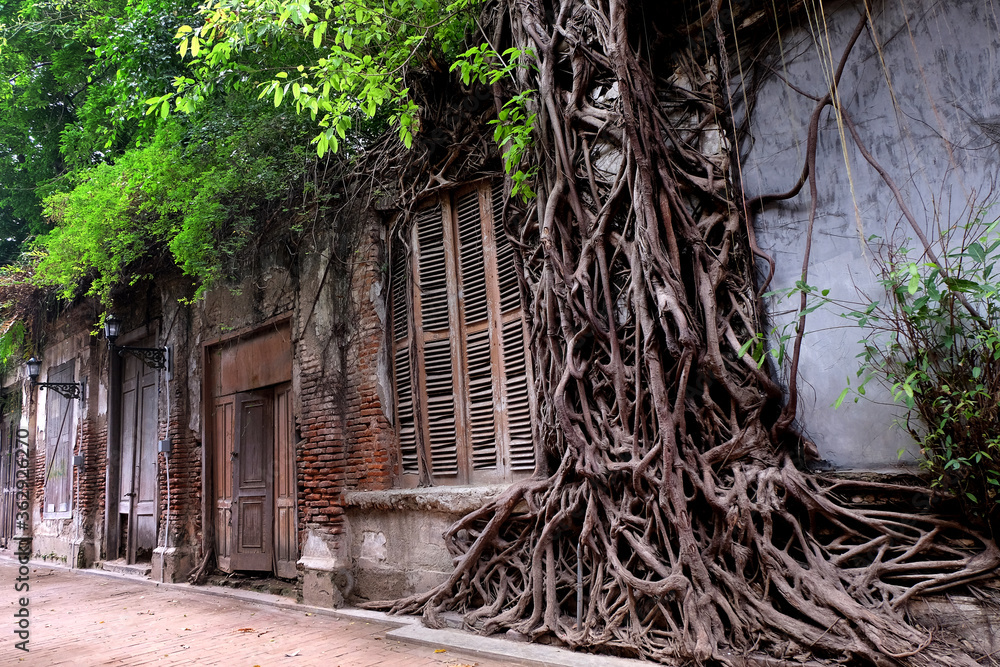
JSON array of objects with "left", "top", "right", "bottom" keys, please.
[{"left": 833, "top": 386, "right": 850, "bottom": 409}]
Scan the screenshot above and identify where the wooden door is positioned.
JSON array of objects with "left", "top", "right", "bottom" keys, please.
[
  {"left": 213, "top": 395, "right": 235, "bottom": 572},
  {"left": 44, "top": 361, "right": 75, "bottom": 515},
  {"left": 119, "top": 351, "right": 158, "bottom": 562},
  {"left": 230, "top": 391, "right": 273, "bottom": 571},
  {"left": 0, "top": 395, "right": 20, "bottom": 545},
  {"left": 273, "top": 384, "right": 297, "bottom": 577}
]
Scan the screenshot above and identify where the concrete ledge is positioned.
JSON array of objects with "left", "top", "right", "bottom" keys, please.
[{"left": 343, "top": 485, "right": 506, "bottom": 513}]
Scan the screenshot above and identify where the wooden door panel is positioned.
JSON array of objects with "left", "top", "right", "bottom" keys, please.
[
  {"left": 0, "top": 401, "right": 20, "bottom": 544},
  {"left": 118, "top": 368, "right": 137, "bottom": 507},
  {"left": 119, "top": 347, "right": 159, "bottom": 563},
  {"left": 231, "top": 392, "right": 273, "bottom": 571},
  {"left": 133, "top": 367, "right": 158, "bottom": 560},
  {"left": 213, "top": 397, "right": 234, "bottom": 572},
  {"left": 274, "top": 385, "right": 297, "bottom": 578}
]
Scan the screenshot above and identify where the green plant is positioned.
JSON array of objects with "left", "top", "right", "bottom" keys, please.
[
  {"left": 847, "top": 211, "right": 1000, "bottom": 524},
  {"left": 451, "top": 45, "right": 537, "bottom": 199}
]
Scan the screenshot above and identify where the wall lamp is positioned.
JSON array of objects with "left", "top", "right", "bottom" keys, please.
[
  {"left": 104, "top": 314, "right": 170, "bottom": 370},
  {"left": 26, "top": 357, "right": 82, "bottom": 400}
]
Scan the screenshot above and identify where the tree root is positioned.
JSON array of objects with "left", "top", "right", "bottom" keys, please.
[{"left": 365, "top": 0, "right": 1000, "bottom": 664}]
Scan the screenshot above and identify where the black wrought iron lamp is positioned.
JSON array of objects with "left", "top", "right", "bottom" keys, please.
[
  {"left": 25, "top": 357, "right": 82, "bottom": 400},
  {"left": 104, "top": 314, "right": 169, "bottom": 370}
]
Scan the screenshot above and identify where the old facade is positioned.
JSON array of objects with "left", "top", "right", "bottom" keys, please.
[
  {"left": 1, "top": 0, "right": 998, "bottom": 613},
  {"left": 0, "top": 179, "right": 540, "bottom": 606}
]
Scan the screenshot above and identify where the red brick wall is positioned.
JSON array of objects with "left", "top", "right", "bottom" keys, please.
[
  {"left": 343, "top": 227, "right": 394, "bottom": 493},
  {"left": 295, "top": 217, "right": 394, "bottom": 549}
]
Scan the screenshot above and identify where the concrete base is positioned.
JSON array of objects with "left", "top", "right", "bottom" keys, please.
[
  {"left": 301, "top": 563, "right": 354, "bottom": 608},
  {"left": 30, "top": 535, "right": 74, "bottom": 566},
  {"left": 343, "top": 486, "right": 504, "bottom": 601},
  {"left": 151, "top": 546, "right": 194, "bottom": 583}
]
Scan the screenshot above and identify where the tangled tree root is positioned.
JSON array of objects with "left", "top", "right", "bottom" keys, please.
[
  {"left": 382, "top": 458, "right": 999, "bottom": 665},
  {"left": 367, "top": 0, "right": 1000, "bottom": 664}
]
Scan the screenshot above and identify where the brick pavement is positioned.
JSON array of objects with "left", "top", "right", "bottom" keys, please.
[{"left": 0, "top": 558, "right": 514, "bottom": 667}]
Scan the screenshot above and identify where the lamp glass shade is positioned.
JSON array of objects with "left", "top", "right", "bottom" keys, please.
[
  {"left": 26, "top": 357, "right": 40, "bottom": 380},
  {"left": 104, "top": 314, "right": 121, "bottom": 342}
]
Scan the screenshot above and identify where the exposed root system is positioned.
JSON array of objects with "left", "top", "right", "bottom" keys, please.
[{"left": 371, "top": 1, "right": 1000, "bottom": 664}]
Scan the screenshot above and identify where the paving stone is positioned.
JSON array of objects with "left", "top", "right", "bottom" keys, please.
[{"left": 0, "top": 558, "right": 511, "bottom": 667}]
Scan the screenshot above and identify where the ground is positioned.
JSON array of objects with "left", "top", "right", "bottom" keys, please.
[{"left": 0, "top": 558, "right": 513, "bottom": 667}]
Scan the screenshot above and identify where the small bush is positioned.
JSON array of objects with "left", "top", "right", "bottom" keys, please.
[{"left": 849, "top": 210, "right": 1000, "bottom": 525}]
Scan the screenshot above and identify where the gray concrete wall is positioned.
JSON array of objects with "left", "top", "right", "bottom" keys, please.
[
  {"left": 741, "top": 0, "right": 1000, "bottom": 469},
  {"left": 342, "top": 486, "right": 506, "bottom": 601}
]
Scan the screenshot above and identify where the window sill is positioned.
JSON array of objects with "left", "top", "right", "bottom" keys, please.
[{"left": 343, "top": 485, "right": 508, "bottom": 514}]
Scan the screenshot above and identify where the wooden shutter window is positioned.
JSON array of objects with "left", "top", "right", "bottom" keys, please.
[
  {"left": 44, "top": 360, "right": 75, "bottom": 516},
  {"left": 391, "top": 237, "right": 419, "bottom": 475},
  {"left": 391, "top": 182, "right": 535, "bottom": 484},
  {"left": 457, "top": 189, "right": 498, "bottom": 471}
]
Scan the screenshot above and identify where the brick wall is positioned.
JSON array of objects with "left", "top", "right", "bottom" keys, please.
[
  {"left": 22, "top": 208, "right": 399, "bottom": 574},
  {"left": 342, "top": 226, "right": 394, "bottom": 493},
  {"left": 294, "top": 212, "right": 394, "bottom": 554}
]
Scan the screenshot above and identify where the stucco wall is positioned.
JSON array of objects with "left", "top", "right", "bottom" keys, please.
[{"left": 741, "top": 0, "right": 1000, "bottom": 468}]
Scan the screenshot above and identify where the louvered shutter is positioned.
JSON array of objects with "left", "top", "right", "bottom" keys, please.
[
  {"left": 489, "top": 187, "right": 534, "bottom": 471},
  {"left": 455, "top": 190, "right": 497, "bottom": 471},
  {"left": 391, "top": 183, "right": 536, "bottom": 484},
  {"left": 415, "top": 205, "right": 460, "bottom": 477},
  {"left": 391, "top": 226, "right": 419, "bottom": 474}
]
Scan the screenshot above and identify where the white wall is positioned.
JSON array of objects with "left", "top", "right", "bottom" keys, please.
[{"left": 741, "top": 0, "right": 1000, "bottom": 468}]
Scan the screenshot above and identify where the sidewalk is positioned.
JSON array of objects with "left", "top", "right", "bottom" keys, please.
[{"left": 0, "top": 557, "right": 514, "bottom": 667}]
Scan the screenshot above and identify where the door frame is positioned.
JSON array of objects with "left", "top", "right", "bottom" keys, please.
[
  {"left": 201, "top": 315, "right": 297, "bottom": 576},
  {"left": 104, "top": 323, "right": 160, "bottom": 561},
  {"left": 0, "top": 392, "right": 22, "bottom": 547}
]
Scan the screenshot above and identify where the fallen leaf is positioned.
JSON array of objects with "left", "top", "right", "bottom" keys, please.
[
  {"left": 236, "top": 628, "right": 255, "bottom": 633},
  {"left": 434, "top": 649, "right": 447, "bottom": 653},
  {"left": 305, "top": 612, "right": 314, "bottom": 616}
]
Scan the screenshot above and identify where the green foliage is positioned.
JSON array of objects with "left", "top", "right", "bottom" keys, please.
[
  {"left": 0, "top": 0, "right": 198, "bottom": 261},
  {"left": 167, "top": 0, "right": 540, "bottom": 196},
  {"left": 451, "top": 45, "right": 537, "bottom": 199},
  {"left": 847, "top": 212, "right": 1000, "bottom": 523},
  {"left": 35, "top": 102, "right": 320, "bottom": 302},
  {"left": 165, "top": 0, "right": 480, "bottom": 155},
  {"left": 0, "top": 319, "right": 26, "bottom": 374}
]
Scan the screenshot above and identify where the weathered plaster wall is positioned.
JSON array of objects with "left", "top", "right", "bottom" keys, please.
[
  {"left": 29, "top": 302, "right": 100, "bottom": 564},
  {"left": 343, "top": 487, "right": 506, "bottom": 600},
  {"left": 742, "top": 0, "right": 1000, "bottom": 468}
]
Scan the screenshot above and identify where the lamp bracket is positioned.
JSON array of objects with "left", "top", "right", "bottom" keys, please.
[
  {"left": 115, "top": 346, "right": 168, "bottom": 370},
  {"left": 34, "top": 382, "right": 82, "bottom": 401}
]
